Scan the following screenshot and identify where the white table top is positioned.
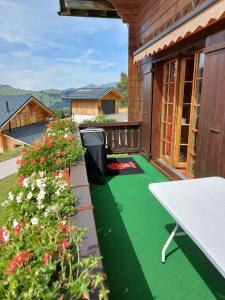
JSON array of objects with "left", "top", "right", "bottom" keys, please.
[{"left": 149, "top": 177, "right": 225, "bottom": 278}]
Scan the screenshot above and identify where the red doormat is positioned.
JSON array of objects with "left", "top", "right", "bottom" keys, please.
[{"left": 106, "top": 157, "right": 144, "bottom": 176}]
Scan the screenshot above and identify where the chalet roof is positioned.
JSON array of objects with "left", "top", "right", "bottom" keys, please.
[
  {"left": 0, "top": 95, "right": 33, "bottom": 128},
  {"left": 0, "top": 94, "right": 53, "bottom": 128},
  {"left": 3, "top": 121, "right": 48, "bottom": 145},
  {"left": 63, "top": 87, "right": 122, "bottom": 101},
  {"left": 59, "top": 0, "right": 120, "bottom": 19}
]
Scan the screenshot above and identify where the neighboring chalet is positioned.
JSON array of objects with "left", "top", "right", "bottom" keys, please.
[
  {"left": 0, "top": 95, "right": 54, "bottom": 153},
  {"left": 59, "top": 0, "right": 225, "bottom": 179},
  {"left": 63, "top": 87, "right": 123, "bottom": 122}
]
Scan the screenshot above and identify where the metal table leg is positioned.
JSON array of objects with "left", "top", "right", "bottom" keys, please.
[{"left": 162, "top": 223, "right": 186, "bottom": 263}]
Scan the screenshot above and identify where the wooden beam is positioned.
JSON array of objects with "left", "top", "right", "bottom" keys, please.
[{"left": 64, "top": 0, "right": 115, "bottom": 11}]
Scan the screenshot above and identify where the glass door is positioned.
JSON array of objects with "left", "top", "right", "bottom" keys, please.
[
  {"left": 175, "top": 57, "right": 195, "bottom": 168},
  {"left": 160, "top": 60, "right": 178, "bottom": 164},
  {"left": 187, "top": 51, "right": 205, "bottom": 177}
]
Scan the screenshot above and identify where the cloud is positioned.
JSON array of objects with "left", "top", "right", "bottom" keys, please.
[{"left": 0, "top": 0, "right": 128, "bottom": 90}]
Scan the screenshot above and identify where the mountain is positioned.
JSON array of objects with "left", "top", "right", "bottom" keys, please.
[{"left": 0, "top": 82, "right": 117, "bottom": 110}]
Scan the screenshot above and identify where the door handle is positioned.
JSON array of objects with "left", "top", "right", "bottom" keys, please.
[{"left": 209, "top": 128, "right": 221, "bottom": 133}]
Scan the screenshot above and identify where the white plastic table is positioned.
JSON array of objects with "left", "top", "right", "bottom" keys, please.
[{"left": 149, "top": 177, "right": 225, "bottom": 278}]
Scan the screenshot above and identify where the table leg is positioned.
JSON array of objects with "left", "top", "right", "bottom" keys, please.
[{"left": 162, "top": 223, "right": 179, "bottom": 263}]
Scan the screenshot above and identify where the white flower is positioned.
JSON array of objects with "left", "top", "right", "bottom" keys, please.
[
  {"left": 1, "top": 200, "right": 8, "bottom": 207},
  {"left": 37, "top": 190, "right": 46, "bottom": 201},
  {"left": 13, "top": 219, "right": 18, "bottom": 228},
  {"left": 16, "top": 192, "right": 23, "bottom": 203},
  {"left": 8, "top": 192, "right": 14, "bottom": 201},
  {"left": 31, "top": 217, "right": 39, "bottom": 225},
  {"left": 2, "top": 227, "right": 9, "bottom": 242},
  {"left": 55, "top": 189, "right": 61, "bottom": 196},
  {"left": 23, "top": 178, "right": 29, "bottom": 188},
  {"left": 37, "top": 200, "right": 45, "bottom": 209},
  {"left": 64, "top": 134, "right": 68, "bottom": 138},
  {"left": 27, "top": 191, "right": 33, "bottom": 200},
  {"left": 44, "top": 204, "right": 58, "bottom": 217},
  {"left": 39, "top": 171, "right": 45, "bottom": 178}
]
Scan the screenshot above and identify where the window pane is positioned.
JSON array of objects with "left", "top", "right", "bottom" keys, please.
[
  {"left": 183, "top": 82, "right": 193, "bottom": 103},
  {"left": 179, "top": 145, "right": 188, "bottom": 162},
  {"left": 166, "top": 142, "right": 172, "bottom": 157},
  {"left": 168, "top": 83, "right": 175, "bottom": 103},
  {"left": 167, "top": 123, "right": 173, "bottom": 143},
  {"left": 182, "top": 104, "right": 191, "bottom": 124},
  {"left": 164, "top": 64, "right": 169, "bottom": 83},
  {"left": 198, "top": 53, "right": 205, "bottom": 78},
  {"left": 195, "top": 79, "right": 202, "bottom": 105},
  {"left": 185, "top": 59, "right": 194, "bottom": 81},
  {"left": 170, "top": 61, "right": 176, "bottom": 82},
  {"left": 180, "top": 125, "right": 189, "bottom": 144},
  {"left": 163, "top": 84, "right": 168, "bottom": 103},
  {"left": 167, "top": 104, "right": 173, "bottom": 123}
]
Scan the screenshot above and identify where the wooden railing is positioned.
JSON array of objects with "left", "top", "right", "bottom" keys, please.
[{"left": 79, "top": 121, "right": 142, "bottom": 154}]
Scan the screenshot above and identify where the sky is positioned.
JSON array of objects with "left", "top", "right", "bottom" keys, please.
[{"left": 0, "top": 0, "right": 128, "bottom": 90}]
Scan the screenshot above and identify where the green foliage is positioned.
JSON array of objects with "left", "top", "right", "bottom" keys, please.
[
  {"left": 17, "top": 135, "right": 85, "bottom": 177},
  {"left": 116, "top": 72, "right": 128, "bottom": 107},
  {"left": 0, "top": 174, "right": 18, "bottom": 225},
  {"left": 46, "top": 119, "right": 78, "bottom": 137},
  {"left": 0, "top": 221, "right": 107, "bottom": 300},
  {"left": 83, "top": 114, "right": 116, "bottom": 124},
  {"left": 2, "top": 172, "right": 76, "bottom": 225},
  {"left": 0, "top": 123, "right": 108, "bottom": 299}
]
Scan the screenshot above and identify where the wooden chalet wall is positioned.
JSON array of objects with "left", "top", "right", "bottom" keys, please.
[
  {"left": 72, "top": 91, "right": 120, "bottom": 116},
  {"left": 196, "top": 29, "right": 225, "bottom": 178},
  {"left": 109, "top": 0, "right": 225, "bottom": 177},
  {"left": 2, "top": 99, "right": 50, "bottom": 131}
]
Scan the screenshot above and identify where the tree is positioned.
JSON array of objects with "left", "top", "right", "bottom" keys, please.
[{"left": 116, "top": 72, "right": 128, "bottom": 107}]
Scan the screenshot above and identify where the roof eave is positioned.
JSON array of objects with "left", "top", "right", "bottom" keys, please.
[{"left": 58, "top": 0, "right": 120, "bottom": 19}]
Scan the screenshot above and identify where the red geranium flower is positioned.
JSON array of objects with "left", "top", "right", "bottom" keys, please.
[
  {"left": 59, "top": 224, "right": 69, "bottom": 234},
  {"left": 58, "top": 296, "right": 63, "bottom": 300},
  {"left": 13, "top": 222, "right": 25, "bottom": 236},
  {"left": 31, "top": 158, "right": 36, "bottom": 165},
  {"left": 60, "top": 238, "right": 70, "bottom": 250},
  {"left": 42, "top": 252, "right": 51, "bottom": 265},
  {"left": 17, "top": 175, "right": 25, "bottom": 185},
  {"left": 6, "top": 251, "right": 32, "bottom": 274},
  {"left": 40, "top": 156, "right": 45, "bottom": 163}
]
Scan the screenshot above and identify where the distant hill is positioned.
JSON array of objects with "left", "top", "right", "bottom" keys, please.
[{"left": 0, "top": 82, "right": 117, "bottom": 110}]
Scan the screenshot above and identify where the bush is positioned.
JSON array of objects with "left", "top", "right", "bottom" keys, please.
[
  {"left": 0, "top": 221, "right": 107, "bottom": 300},
  {"left": 1, "top": 172, "right": 76, "bottom": 225},
  {"left": 17, "top": 135, "right": 85, "bottom": 177},
  {"left": 83, "top": 114, "right": 116, "bottom": 124},
  {"left": 47, "top": 119, "right": 78, "bottom": 137},
  {"left": 0, "top": 120, "right": 108, "bottom": 299}
]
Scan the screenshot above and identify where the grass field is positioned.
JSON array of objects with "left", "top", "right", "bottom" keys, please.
[
  {"left": 0, "top": 148, "right": 21, "bottom": 162},
  {"left": 0, "top": 173, "right": 17, "bottom": 225}
]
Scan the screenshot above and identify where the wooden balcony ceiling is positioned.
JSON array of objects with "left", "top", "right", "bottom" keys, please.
[{"left": 58, "top": 0, "right": 142, "bottom": 22}]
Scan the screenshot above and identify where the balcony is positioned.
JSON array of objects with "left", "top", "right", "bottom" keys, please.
[{"left": 88, "top": 154, "right": 224, "bottom": 299}]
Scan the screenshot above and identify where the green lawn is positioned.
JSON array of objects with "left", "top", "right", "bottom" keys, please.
[
  {"left": 0, "top": 173, "right": 17, "bottom": 225},
  {"left": 91, "top": 155, "right": 225, "bottom": 300},
  {"left": 0, "top": 148, "right": 21, "bottom": 162}
]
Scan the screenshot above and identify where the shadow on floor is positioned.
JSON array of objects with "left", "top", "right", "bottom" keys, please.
[
  {"left": 166, "top": 223, "right": 225, "bottom": 300},
  {"left": 91, "top": 179, "right": 154, "bottom": 300}
]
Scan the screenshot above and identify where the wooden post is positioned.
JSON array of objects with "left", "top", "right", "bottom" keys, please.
[{"left": 128, "top": 22, "right": 139, "bottom": 122}]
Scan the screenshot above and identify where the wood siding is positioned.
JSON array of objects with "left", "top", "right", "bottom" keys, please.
[
  {"left": 72, "top": 100, "right": 99, "bottom": 116},
  {"left": 72, "top": 91, "right": 121, "bottom": 116},
  {"left": 196, "top": 29, "right": 225, "bottom": 178},
  {"left": 2, "top": 99, "right": 50, "bottom": 131}
]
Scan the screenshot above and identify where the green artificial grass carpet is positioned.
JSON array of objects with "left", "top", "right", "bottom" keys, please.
[{"left": 91, "top": 155, "right": 225, "bottom": 300}]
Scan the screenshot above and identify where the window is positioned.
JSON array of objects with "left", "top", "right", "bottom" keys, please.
[
  {"left": 160, "top": 60, "right": 178, "bottom": 164},
  {"left": 160, "top": 51, "right": 205, "bottom": 177}
]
